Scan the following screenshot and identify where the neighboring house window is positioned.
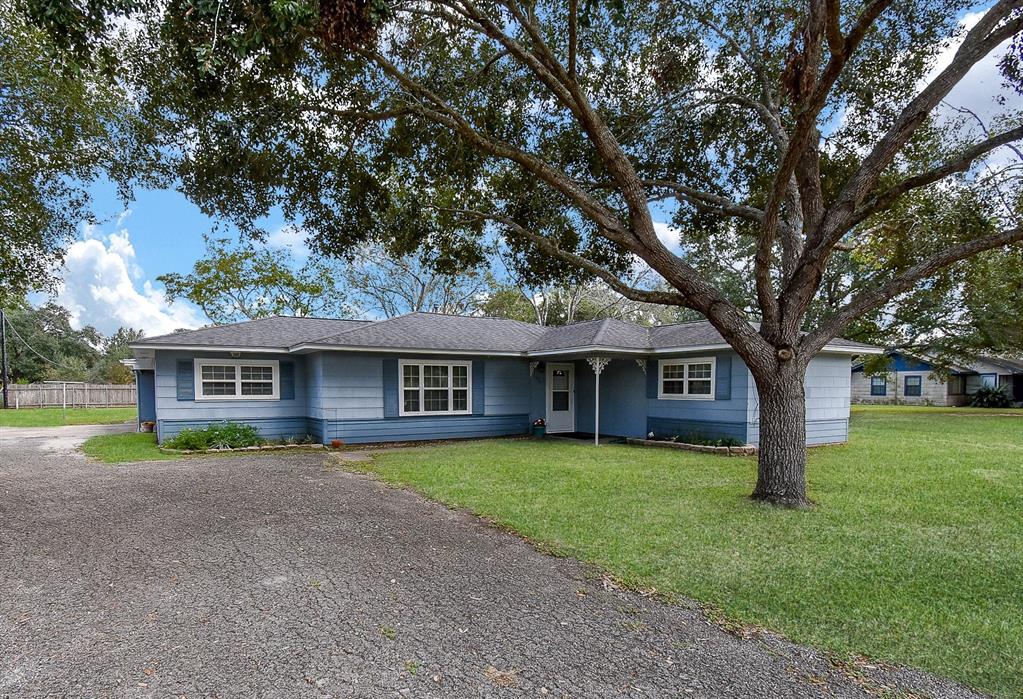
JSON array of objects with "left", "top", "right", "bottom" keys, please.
[
  {"left": 399, "top": 360, "right": 471, "bottom": 416},
  {"left": 948, "top": 376, "right": 964, "bottom": 395},
  {"left": 965, "top": 374, "right": 997, "bottom": 394},
  {"left": 194, "top": 359, "right": 279, "bottom": 400},
  {"left": 658, "top": 358, "right": 715, "bottom": 400},
  {"left": 904, "top": 375, "right": 922, "bottom": 397},
  {"left": 870, "top": 376, "right": 887, "bottom": 396}
]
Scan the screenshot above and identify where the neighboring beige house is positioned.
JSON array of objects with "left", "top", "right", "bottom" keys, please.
[{"left": 851, "top": 351, "right": 1023, "bottom": 406}]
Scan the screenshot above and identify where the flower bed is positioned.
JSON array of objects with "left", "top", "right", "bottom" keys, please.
[
  {"left": 159, "top": 442, "right": 325, "bottom": 455},
  {"left": 160, "top": 421, "right": 322, "bottom": 454},
  {"left": 625, "top": 437, "right": 756, "bottom": 456}
]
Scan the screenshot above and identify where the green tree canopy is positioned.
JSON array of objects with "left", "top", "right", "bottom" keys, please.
[
  {"left": 0, "top": 0, "right": 153, "bottom": 305},
  {"left": 157, "top": 235, "right": 358, "bottom": 324}
]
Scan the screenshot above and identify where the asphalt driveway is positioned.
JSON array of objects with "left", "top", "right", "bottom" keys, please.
[
  {"left": 0, "top": 422, "right": 134, "bottom": 454},
  {"left": 0, "top": 440, "right": 981, "bottom": 698}
]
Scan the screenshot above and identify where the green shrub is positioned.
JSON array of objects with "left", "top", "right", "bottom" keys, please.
[
  {"left": 969, "top": 385, "right": 1012, "bottom": 408},
  {"left": 165, "top": 421, "right": 264, "bottom": 450}
]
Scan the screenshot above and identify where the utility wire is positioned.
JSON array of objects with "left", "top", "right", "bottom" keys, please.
[{"left": 1, "top": 314, "right": 80, "bottom": 371}]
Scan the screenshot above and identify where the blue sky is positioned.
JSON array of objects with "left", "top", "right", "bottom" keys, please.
[{"left": 50, "top": 6, "right": 1016, "bottom": 336}]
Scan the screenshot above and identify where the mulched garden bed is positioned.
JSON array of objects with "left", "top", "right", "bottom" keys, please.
[{"left": 625, "top": 437, "right": 756, "bottom": 457}]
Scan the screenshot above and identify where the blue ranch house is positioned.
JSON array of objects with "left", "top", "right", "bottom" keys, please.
[{"left": 126, "top": 313, "right": 878, "bottom": 447}]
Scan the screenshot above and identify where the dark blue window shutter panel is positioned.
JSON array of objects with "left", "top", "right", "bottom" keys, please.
[
  {"left": 646, "top": 360, "right": 658, "bottom": 399},
  {"left": 176, "top": 360, "right": 194, "bottom": 401},
  {"left": 280, "top": 361, "right": 296, "bottom": 400},
  {"left": 715, "top": 355, "right": 732, "bottom": 401},
  {"left": 382, "top": 358, "right": 398, "bottom": 418},
  {"left": 472, "top": 361, "right": 485, "bottom": 416}
]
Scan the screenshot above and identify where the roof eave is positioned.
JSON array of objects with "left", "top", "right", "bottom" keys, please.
[
  {"left": 132, "top": 340, "right": 882, "bottom": 357},
  {"left": 289, "top": 343, "right": 526, "bottom": 357},
  {"left": 129, "top": 343, "right": 291, "bottom": 353}
]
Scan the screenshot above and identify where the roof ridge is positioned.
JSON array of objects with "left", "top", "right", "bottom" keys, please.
[
  {"left": 269, "top": 314, "right": 373, "bottom": 322},
  {"left": 591, "top": 318, "right": 613, "bottom": 345}
]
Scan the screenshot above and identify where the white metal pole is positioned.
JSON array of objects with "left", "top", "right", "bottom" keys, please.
[{"left": 594, "top": 368, "right": 600, "bottom": 447}]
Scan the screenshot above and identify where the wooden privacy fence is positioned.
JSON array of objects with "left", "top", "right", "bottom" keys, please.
[{"left": 6, "top": 383, "right": 136, "bottom": 408}]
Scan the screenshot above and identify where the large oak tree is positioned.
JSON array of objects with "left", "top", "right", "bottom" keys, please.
[
  {"left": 33, "top": 0, "right": 1023, "bottom": 506},
  {"left": 1, "top": 0, "right": 154, "bottom": 305}
]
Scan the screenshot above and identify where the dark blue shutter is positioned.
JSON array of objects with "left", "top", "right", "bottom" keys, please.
[
  {"left": 383, "top": 358, "right": 399, "bottom": 418},
  {"left": 280, "top": 361, "right": 296, "bottom": 400},
  {"left": 176, "top": 360, "right": 194, "bottom": 401},
  {"left": 646, "top": 360, "right": 659, "bottom": 399},
  {"left": 472, "top": 361, "right": 485, "bottom": 416},
  {"left": 715, "top": 355, "right": 732, "bottom": 401}
]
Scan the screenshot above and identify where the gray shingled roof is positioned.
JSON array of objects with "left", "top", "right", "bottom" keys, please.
[
  {"left": 649, "top": 321, "right": 876, "bottom": 352},
  {"left": 137, "top": 316, "right": 371, "bottom": 348},
  {"left": 529, "top": 318, "right": 649, "bottom": 351},
  {"left": 135, "top": 312, "right": 878, "bottom": 355},
  {"left": 301, "top": 312, "right": 546, "bottom": 353},
  {"left": 980, "top": 355, "right": 1023, "bottom": 373}
]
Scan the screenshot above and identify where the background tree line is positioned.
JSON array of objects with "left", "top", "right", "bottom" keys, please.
[
  {"left": 2, "top": 301, "right": 143, "bottom": 384},
  {"left": 156, "top": 234, "right": 696, "bottom": 326}
]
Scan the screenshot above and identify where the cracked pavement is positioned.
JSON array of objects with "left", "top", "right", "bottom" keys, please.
[{"left": 0, "top": 432, "right": 983, "bottom": 698}]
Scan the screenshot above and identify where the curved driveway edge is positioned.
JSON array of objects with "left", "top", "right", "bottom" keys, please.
[
  {"left": 0, "top": 422, "right": 134, "bottom": 454},
  {"left": 0, "top": 446, "right": 984, "bottom": 698}
]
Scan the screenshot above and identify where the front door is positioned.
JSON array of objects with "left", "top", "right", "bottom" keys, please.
[{"left": 546, "top": 363, "right": 575, "bottom": 433}]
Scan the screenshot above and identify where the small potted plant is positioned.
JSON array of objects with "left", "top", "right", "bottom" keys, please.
[{"left": 531, "top": 417, "right": 546, "bottom": 438}]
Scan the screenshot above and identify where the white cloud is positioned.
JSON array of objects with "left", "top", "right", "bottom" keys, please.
[
  {"left": 652, "top": 220, "right": 682, "bottom": 250},
  {"left": 265, "top": 225, "right": 310, "bottom": 260},
  {"left": 930, "top": 9, "right": 1022, "bottom": 127},
  {"left": 53, "top": 222, "right": 204, "bottom": 337}
]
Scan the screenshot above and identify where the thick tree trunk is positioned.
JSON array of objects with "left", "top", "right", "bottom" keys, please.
[{"left": 751, "top": 362, "right": 811, "bottom": 508}]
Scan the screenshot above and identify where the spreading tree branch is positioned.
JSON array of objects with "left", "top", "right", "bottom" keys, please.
[
  {"left": 850, "top": 125, "right": 1023, "bottom": 225},
  {"left": 784, "top": 0, "right": 1023, "bottom": 324},
  {"left": 442, "top": 207, "right": 688, "bottom": 305},
  {"left": 803, "top": 226, "right": 1023, "bottom": 355}
]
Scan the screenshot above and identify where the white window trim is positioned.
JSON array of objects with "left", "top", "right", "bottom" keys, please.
[
  {"left": 193, "top": 358, "right": 280, "bottom": 401},
  {"left": 398, "top": 359, "right": 473, "bottom": 416},
  {"left": 657, "top": 357, "right": 716, "bottom": 401}
]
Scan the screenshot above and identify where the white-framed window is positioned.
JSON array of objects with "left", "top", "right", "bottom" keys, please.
[
  {"left": 658, "top": 357, "right": 716, "bottom": 400},
  {"left": 399, "top": 359, "right": 472, "bottom": 416},
  {"left": 193, "top": 358, "right": 280, "bottom": 400}
]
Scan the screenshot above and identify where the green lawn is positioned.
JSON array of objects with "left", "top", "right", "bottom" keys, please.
[
  {"left": 360, "top": 406, "right": 1023, "bottom": 697},
  {"left": 80, "top": 432, "right": 181, "bottom": 463},
  {"left": 0, "top": 406, "right": 137, "bottom": 427}
]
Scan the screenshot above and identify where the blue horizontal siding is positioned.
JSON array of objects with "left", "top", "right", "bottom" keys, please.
[
  {"left": 647, "top": 416, "right": 748, "bottom": 445},
  {"left": 745, "top": 418, "right": 849, "bottom": 446},
  {"left": 312, "top": 414, "right": 530, "bottom": 444},
  {"left": 649, "top": 351, "right": 750, "bottom": 426},
  {"left": 574, "top": 359, "right": 647, "bottom": 437},
  {"left": 307, "top": 417, "right": 325, "bottom": 443},
  {"left": 154, "top": 350, "right": 307, "bottom": 421},
  {"left": 157, "top": 417, "right": 310, "bottom": 444},
  {"left": 806, "top": 418, "right": 849, "bottom": 445}
]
